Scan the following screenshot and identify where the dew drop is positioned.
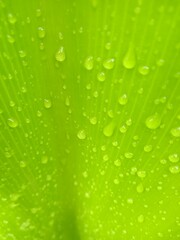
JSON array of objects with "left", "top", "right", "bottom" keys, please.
[
  {"left": 124, "top": 152, "right": 133, "bottom": 159},
  {"left": 38, "top": 27, "right": 46, "bottom": 39},
  {"left": 97, "top": 72, "right": 106, "bottom": 82},
  {"left": 55, "top": 47, "right": 66, "bottom": 62},
  {"left": 103, "top": 58, "right": 115, "bottom": 70},
  {"left": 118, "top": 94, "right": 128, "bottom": 105},
  {"left": 123, "top": 44, "right": 136, "bottom": 69},
  {"left": 7, "top": 118, "right": 18, "bottom": 128},
  {"left": 84, "top": 56, "right": 94, "bottom": 70},
  {"left": 138, "top": 65, "right": 149, "bottom": 75},
  {"left": 90, "top": 117, "right": 97, "bottom": 125},
  {"left": 77, "top": 129, "right": 86, "bottom": 140},
  {"left": 170, "top": 127, "right": 180, "bottom": 137},
  {"left": 119, "top": 125, "right": 127, "bottom": 133},
  {"left": 7, "top": 13, "right": 17, "bottom": 24},
  {"left": 127, "top": 198, "right": 134, "bottom": 204},
  {"left": 137, "top": 170, "right": 146, "bottom": 178},
  {"left": 168, "top": 153, "right": 179, "bottom": 163},
  {"left": 145, "top": 113, "right": 161, "bottom": 129},
  {"left": 20, "top": 161, "right": 26, "bottom": 168},
  {"left": 144, "top": 145, "right": 152, "bottom": 152},
  {"left": 44, "top": 99, "right": 52, "bottom": 109},
  {"left": 103, "top": 122, "right": 115, "bottom": 137},
  {"left": 41, "top": 155, "right": 48, "bottom": 164},
  {"left": 169, "top": 165, "right": 180, "bottom": 174},
  {"left": 138, "top": 215, "right": 144, "bottom": 223},
  {"left": 19, "top": 50, "right": 26, "bottom": 58},
  {"left": 136, "top": 183, "right": 144, "bottom": 193},
  {"left": 114, "top": 159, "right": 121, "bottom": 167}
]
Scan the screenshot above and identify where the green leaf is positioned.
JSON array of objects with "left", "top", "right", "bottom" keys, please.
[{"left": 0, "top": 0, "right": 180, "bottom": 239}]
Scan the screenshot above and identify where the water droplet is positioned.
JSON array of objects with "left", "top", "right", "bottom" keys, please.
[
  {"left": 168, "top": 153, "right": 179, "bottom": 163},
  {"left": 37, "top": 27, "right": 46, "bottom": 39},
  {"left": 118, "top": 94, "right": 128, "bottom": 105},
  {"left": 103, "top": 122, "right": 115, "bottom": 137},
  {"left": 77, "top": 129, "right": 86, "bottom": 140},
  {"left": 138, "top": 65, "right": 149, "bottom": 75},
  {"left": 127, "top": 198, "right": 134, "bottom": 204},
  {"left": 103, "top": 58, "right": 115, "bottom": 70},
  {"left": 41, "top": 155, "right": 48, "bottom": 164},
  {"left": 123, "top": 44, "right": 136, "bottom": 69},
  {"left": 124, "top": 152, "right": 133, "bottom": 159},
  {"left": 97, "top": 72, "right": 106, "bottom": 82},
  {"left": 114, "top": 179, "right": 119, "bottom": 185},
  {"left": 126, "top": 118, "right": 132, "bottom": 126},
  {"left": 19, "top": 50, "right": 26, "bottom": 58},
  {"left": 7, "top": 118, "right": 18, "bottom": 128},
  {"left": 7, "top": 13, "right": 17, "bottom": 24},
  {"left": 84, "top": 56, "right": 94, "bottom": 70},
  {"left": 138, "top": 215, "right": 144, "bottom": 223},
  {"left": 137, "top": 170, "right": 146, "bottom": 178},
  {"left": 145, "top": 113, "right": 161, "bottom": 129},
  {"left": 20, "top": 161, "right": 26, "bottom": 168},
  {"left": 36, "top": 9, "right": 42, "bottom": 17},
  {"left": 105, "top": 42, "right": 111, "bottom": 50},
  {"left": 90, "top": 117, "right": 97, "bottom": 125},
  {"left": 7, "top": 35, "right": 15, "bottom": 43},
  {"left": 169, "top": 165, "right": 180, "bottom": 174},
  {"left": 144, "top": 145, "right": 152, "bottom": 152},
  {"left": 136, "top": 183, "right": 144, "bottom": 193},
  {"left": 114, "top": 159, "right": 121, "bottom": 167},
  {"left": 171, "top": 127, "right": 180, "bottom": 137},
  {"left": 156, "top": 59, "right": 165, "bottom": 66},
  {"left": 55, "top": 47, "right": 66, "bottom": 62},
  {"left": 119, "top": 125, "right": 127, "bottom": 133},
  {"left": 44, "top": 99, "right": 52, "bottom": 109}
]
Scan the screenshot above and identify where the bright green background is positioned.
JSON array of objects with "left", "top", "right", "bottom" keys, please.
[{"left": 0, "top": 0, "right": 180, "bottom": 239}]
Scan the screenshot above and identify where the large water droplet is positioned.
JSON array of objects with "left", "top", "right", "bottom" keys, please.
[
  {"left": 145, "top": 113, "right": 161, "bottom": 129},
  {"left": 123, "top": 44, "right": 136, "bottom": 69},
  {"left": 55, "top": 47, "right": 66, "bottom": 62},
  {"left": 103, "top": 122, "right": 115, "bottom": 137},
  {"left": 103, "top": 58, "right": 115, "bottom": 70},
  {"left": 84, "top": 56, "right": 94, "bottom": 70},
  {"left": 7, "top": 118, "right": 18, "bottom": 128},
  {"left": 77, "top": 129, "right": 86, "bottom": 140}
]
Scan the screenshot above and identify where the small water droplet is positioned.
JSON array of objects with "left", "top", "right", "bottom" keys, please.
[
  {"left": 37, "top": 27, "right": 46, "bottom": 39},
  {"left": 114, "top": 179, "right": 119, "bottom": 185},
  {"left": 7, "top": 13, "right": 17, "bottom": 24},
  {"left": 19, "top": 50, "right": 26, "bottom": 58},
  {"left": 156, "top": 59, "right": 165, "bottom": 66},
  {"left": 138, "top": 65, "right": 149, "bottom": 75},
  {"left": 97, "top": 72, "right": 106, "bottom": 82},
  {"left": 103, "top": 122, "right": 115, "bottom": 137},
  {"left": 119, "top": 125, "right": 127, "bottom": 133},
  {"left": 7, "top": 35, "right": 15, "bottom": 43},
  {"left": 136, "top": 183, "right": 144, "bottom": 193},
  {"left": 55, "top": 47, "right": 66, "bottom": 62},
  {"left": 127, "top": 198, "right": 134, "bottom": 204},
  {"left": 7, "top": 118, "right": 18, "bottom": 128},
  {"left": 123, "top": 44, "right": 136, "bottom": 69},
  {"left": 170, "top": 127, "right": 180, "bottom": 137},
  {"left": 77, "top": 129, "right": 86, "bottom": 140},
  {"left": 124, "top": 152, "right": 133, "bottom": 159},
  {"left": 84, "top": 56, "right": 94, "bottom": 70},
  {"left": 168, "top": 153, "right": 179, "bottom": 163},
  {"left": 44, "top": 99, "right": 52, "bottom": 109},
  {"left": 20, "top": 161, "right": 26, "bottom": 168},
  {"left": 114, "top": 159, "right": 121, "bottom": 167},
  {"left": 144, "top": 145, "right": 152, "bottom": 152},
  {"left": 169, "top": 165, "right": 180, "bottom": 174},
  {"left": 103, "top": 58, "right": 115, "bottom": 70},
  {"left": 138, "top": 215, "right": 144, "bottom": 223},
  {"left": 137, "top": 170, "right": 146, "bottom": 178},
  {"left": 90, "top": 117, "right": 97, "bottom": 125},
  {"left": 145, "top": 113, "right": 161, "bottom": 129},
  {"left": 118, "top": 94, "right": 128, "bottom": 105},
  {"left": 41, "top": 155, "right": 48, "bottom": 164}
]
